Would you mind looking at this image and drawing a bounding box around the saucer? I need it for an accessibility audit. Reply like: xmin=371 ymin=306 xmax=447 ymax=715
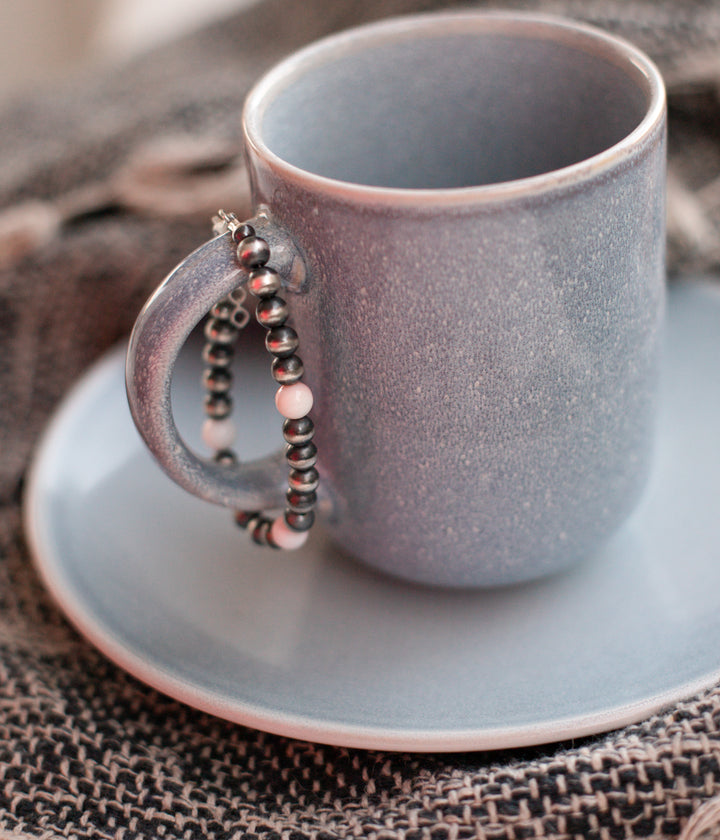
xmin=24 ymin=282 xmax=720 ymax=753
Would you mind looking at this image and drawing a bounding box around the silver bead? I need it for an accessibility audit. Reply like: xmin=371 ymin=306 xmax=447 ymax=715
xmin=285 ymin=442 xmax=318 ymax=470
xmin=265 ymin=326 xmax=299 ymax=358
xmin=204 ymin=393 xmax=232 ymax=419
xmin=214 ymin=449 xmax=237 ymax=466
xmin=234 ymin=510 xmax=260 ymax=529
xmin=203 ymin=367 xmax=232 ymax=394
xmin=244 ymin=513 xmax=263 ymax=535
xmin=256 ymin=296 xmax=288 ymax=327
xmin=204 ymin=317 xmax=237 ymax=345
xmin=211 ymin=300 xmax=235 ymax=321
xmin=272 ymin=355 xmax=304 ymax=384
xmin=202 ymin=343 xmax=233 ymax=367
xmin=237 ymin=236 xmax=270 ymax=268
xmin=282 ymin=417 xmax=314 ymax=445
xmin=230 ymin=222 xmax=255 ymax=242
xmin=285 ymin=510 xmax=315 ymax=532
xmin=286 ymin=488 xmax=317 ymax=513
xmin=251 ymin=517 xmax=273 ymax=545
xmin=248 ymin=267 xmax=281 ymax=298
xmin=288 ymin=467 xmax=319 ymax=493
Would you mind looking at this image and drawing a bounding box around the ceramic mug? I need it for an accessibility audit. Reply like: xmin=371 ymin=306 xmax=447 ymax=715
xmin=126 ymin=11 xmax=666 ymax=588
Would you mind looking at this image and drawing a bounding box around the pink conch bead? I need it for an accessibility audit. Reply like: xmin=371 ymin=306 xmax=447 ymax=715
xmin=270 ymin=516 xmax=309 ymax=550
xmin=201 ymin=417 xmax=236 ymax=450
xmin=275 ymin=382 xmax=314 ymax=419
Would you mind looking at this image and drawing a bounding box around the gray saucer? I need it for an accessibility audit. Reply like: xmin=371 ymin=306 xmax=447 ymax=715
xmin=24 ymin=282 xmax=720 ymax=752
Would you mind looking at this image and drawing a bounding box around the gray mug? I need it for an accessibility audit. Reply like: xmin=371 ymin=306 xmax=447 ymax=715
xmin=126 ymin=11 xmax=666 ymax=588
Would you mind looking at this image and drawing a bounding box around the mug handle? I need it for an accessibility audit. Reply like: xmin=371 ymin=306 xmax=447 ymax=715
xmin=125 ymin=221 xmax=295 ymax=511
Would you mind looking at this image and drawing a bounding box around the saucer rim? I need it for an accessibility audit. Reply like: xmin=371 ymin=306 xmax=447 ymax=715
xmin=24 ymin=476 xmax=720 ymax=751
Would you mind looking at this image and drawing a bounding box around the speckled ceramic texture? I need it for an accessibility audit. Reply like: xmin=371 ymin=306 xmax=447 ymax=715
xmin=127 ymin=12 xmax=666 ymax=587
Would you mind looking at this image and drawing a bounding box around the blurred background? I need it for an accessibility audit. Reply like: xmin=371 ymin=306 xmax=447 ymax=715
xmin=0 ymin=0 xmax=719 ymax=277
xmin=0 ymin=0 xmax=249 ymax=100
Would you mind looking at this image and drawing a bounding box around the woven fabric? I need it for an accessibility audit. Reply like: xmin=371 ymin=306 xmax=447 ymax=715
xmin=1 ymin=1 xmax=720 ymax=838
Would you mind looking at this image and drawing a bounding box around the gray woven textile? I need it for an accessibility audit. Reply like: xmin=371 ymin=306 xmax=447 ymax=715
xmin=2 ymin=1 xmax=720 ymax=838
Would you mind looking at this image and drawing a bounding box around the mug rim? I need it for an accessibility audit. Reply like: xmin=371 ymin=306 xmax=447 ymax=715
xmin=243 ymin=10 xmax=666 ymax=207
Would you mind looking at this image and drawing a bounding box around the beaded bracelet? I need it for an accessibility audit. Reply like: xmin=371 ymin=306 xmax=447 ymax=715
xmin=201 ymin=210 xmax=318 ymax=550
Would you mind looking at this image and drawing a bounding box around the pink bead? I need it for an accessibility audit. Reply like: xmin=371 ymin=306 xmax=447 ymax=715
xmin=270 ymin=516 xmax=309 ymax=550
xmin=201 ymin=417 xmax=236 ymax=450
xmin=275 ymin=382 xmax=313 ymax=419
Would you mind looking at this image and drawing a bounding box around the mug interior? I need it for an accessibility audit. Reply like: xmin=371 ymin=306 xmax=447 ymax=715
xmin=254 ymin=16 xmax=656 ymax=190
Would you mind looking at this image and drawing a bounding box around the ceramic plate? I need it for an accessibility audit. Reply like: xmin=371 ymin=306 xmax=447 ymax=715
xmin=24 ymin=282 xmax=720 ymax=752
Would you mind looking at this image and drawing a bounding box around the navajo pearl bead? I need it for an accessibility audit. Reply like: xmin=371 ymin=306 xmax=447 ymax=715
xmin=283 ymin=416 xmax=314 ymax=445
xmin=286 ymin=442 xmax=318 ymax=470
xmin=256 ymin=296 xmax=289 ymax=327
xmin=202 ymin=416 xmax=237 ymax=450
xmin=265 ymin=325 xmax=299 ymax=358
xmin=251 ymin=518 xmax=273 ymax=546
xmin=203 ymin=367 xmax=232 ymax=393
xmin=272 ymin=355 xmax=304 ymax=384
xmin=275 ymin=382 xmax=313 ymax=419
xmin=270 ymin=515 xmax=309 ymax=550
xmin=202 ymin=343 xmax=233 ymax=367
xmin=234 ymin=510 xmax=260 ymax=529
xmin=231 ymin=223 xmax=255 ymax=242
xmin=237 ymin=235 xmax=270 ymax=268
xmin=248 ymin=267 xmax=281 ymax=298
xmin=286 ymin=488 xmax=317 ymax=513
xmin=204 ymin=393 xmax=232 ymax=419
xmin=243 ymin=513 xmax=263 ymax=537
xmin=285 ymin=510 xmax=315 ymax=532
xmin=214 ymin=449 xmax=237 ymax=466
xmin=211 ymin=299 xmax=235 ymax=321
xmin=204 ymin=317 xmax=237 ymax=345
xmin=288 ymin=467 xmax=319 ymax=493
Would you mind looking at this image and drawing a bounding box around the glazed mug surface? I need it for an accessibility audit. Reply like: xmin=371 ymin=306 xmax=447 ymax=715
xmin=126 ymin=11 xmax=666 ymax=587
